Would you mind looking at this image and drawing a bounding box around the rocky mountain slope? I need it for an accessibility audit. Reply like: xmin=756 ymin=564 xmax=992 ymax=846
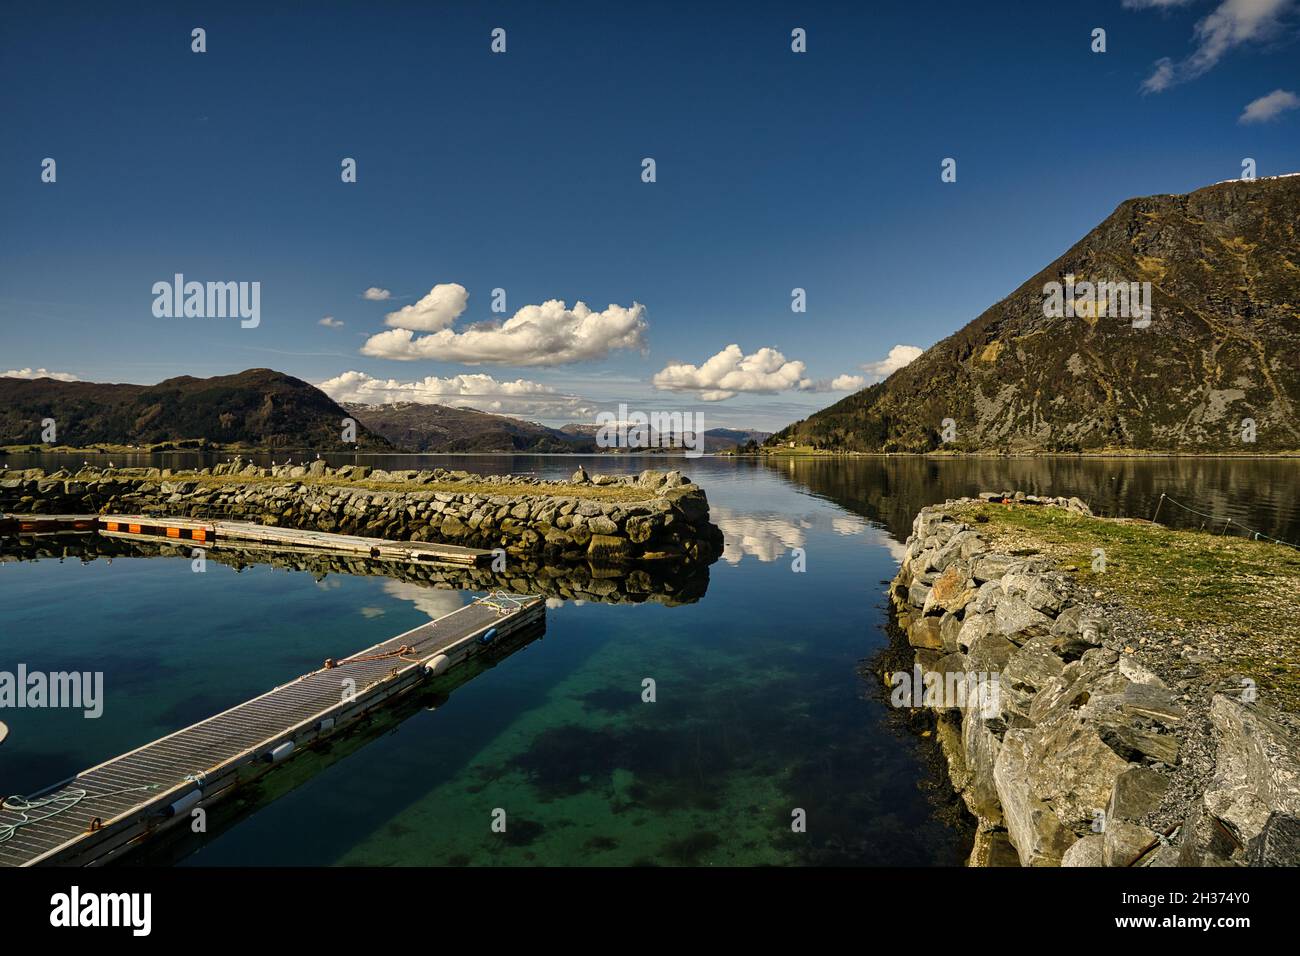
xmin=0 ymin=369 xmax=391 ymax=450
xmin=772 ymin=175 xmax=1300 ymax=453
xmin=345 ymin=402 xmax=597 ymax=453
xmin=559 ymin=423 xmax=772 ymax=453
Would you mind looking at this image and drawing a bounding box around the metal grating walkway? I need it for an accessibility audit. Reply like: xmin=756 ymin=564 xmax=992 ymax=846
xmin=0 ymin=595 xmax=543 ymax=866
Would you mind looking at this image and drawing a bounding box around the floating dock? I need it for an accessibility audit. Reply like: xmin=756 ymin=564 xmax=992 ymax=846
xmin=0 ymin=514 xmax=98 ymax=535
xmin=0 ymin=593 xmax=545 ymax=867
xmin=101 ymin=514 xmax=494 ymax=567
xmin=1 ymin=513 xmax=494 ymax=568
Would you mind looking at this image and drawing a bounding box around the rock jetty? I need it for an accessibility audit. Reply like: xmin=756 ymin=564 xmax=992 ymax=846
xmin=888 ymin=492 xmax=1300 ymax=867
xmin=0 ymin=464 xmax=724 ymax=567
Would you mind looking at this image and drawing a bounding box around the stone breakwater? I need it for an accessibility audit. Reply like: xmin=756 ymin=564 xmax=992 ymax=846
xmin=0 ymin=464 xmax=724 ymax=567
xmin=889 ymin=492 xmax=1300 ymax=867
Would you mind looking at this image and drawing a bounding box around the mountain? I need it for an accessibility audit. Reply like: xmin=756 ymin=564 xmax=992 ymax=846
xmin=702 ymin=428 xmax=771 ymax=451
xmin=558 ymin=423 xmax=772 ymax=453
xmin=771 ymin=175 xmax=1300 ymax=453
xmin=345 ymin=402 xmax=597 ymax=452
xmin=0 ymin=368 xmax=771 ymax=455
xmin=0 ymin=369 xmax=392 ymax=449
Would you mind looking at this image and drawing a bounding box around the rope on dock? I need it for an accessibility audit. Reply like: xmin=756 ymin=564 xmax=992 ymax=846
xmin=0 ymin=784 xmax=160 ymax=845
xmin=474 ymin=591 xmax=528 ymax=614
xmin=1151 ymin=493 xmax=1300 ymax=550
xmin=324 ymin=644 xmax=420 ymax=669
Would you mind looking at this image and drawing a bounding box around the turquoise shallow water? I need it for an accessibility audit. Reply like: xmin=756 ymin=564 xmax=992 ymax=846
xmin=1 ymin=455 xmax=1295 ymax=865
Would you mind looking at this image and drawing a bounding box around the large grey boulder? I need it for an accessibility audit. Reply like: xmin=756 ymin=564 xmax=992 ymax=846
xmin=994 ymin=730 xmax=1078 ymax=866
xmin=966 ymin=630 xmax=1017 ymax=674
xmin=971 ymin=553 xmax=1017 ymax=583
xmin=961 ymin=708 xmax=1003 ymax=824
xmin=1108 ymin=766 xmax=1169 ymax=823
xmin=957 ymin=612 xmax=996 ymax=653
xmin=1025 ymin=710 xmax=1132 ymax=832
xmin=1104 ymin=820 xmax=1159 ymax=867
xmin=1097 ymin=719 xmax=1181 ymax=765
xmin=994 ymin=595 xmax=1054 ymax=643
xmin=1194 ymin=695 xmax=1300 ymax=866
xmin=1003 ymin=635 xmax=1066 ymax=693
xmin=1119 ymin=682 xmax=1185 ymax=726
xmin=1001 ymin=572 xmax=1066 ymax=616
xmin=1062 ymin=834 xmax=1105 ymax=867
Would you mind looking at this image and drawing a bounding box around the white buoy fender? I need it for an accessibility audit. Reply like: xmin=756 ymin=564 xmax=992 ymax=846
xmin=166 ymin=788 xmax=202 ymax=817
xmin=267 ymin=741 xmax=295 ymax=763
xmin=425 ymin=654 xmax=451 ymax=676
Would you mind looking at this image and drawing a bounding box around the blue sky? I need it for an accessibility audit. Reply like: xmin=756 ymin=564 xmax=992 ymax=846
xmin=2 ymin=0 xmax=1297 ymax=430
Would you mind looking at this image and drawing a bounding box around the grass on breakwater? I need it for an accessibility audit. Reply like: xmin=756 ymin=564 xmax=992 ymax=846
xmin=183 ymin=473 xmax=656 ymax=503
xmin=948 ymin=502 xmax=1300 ymax=706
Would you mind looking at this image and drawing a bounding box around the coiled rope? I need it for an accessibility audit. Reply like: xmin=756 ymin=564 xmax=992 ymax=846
xmin=323 ymin=643 xmax=419 ymax=669
xmin=0 ymin=784 xmax=161 ymax=845
xmin=1151 ymin=493 xmax=1299 ymax=550
xmin=474 ymin=591 xmax=527 ymax=614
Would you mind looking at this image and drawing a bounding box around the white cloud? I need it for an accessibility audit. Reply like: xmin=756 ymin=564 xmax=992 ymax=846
xmin=652 ymin=344 xmax=866 ymax=400
xmin=362 ymin=287 xmax=392 ymax=301
xmin=318 ymin=316 xmax=344 ymax=328
xmin=4 ymin=367 xmax=79 ymax=382
xmin=362 ymin=298 xmax=648 ymax=366
xmin=1139 ymin=0 xmax=1295 ymax=92
xmin=860 ymin=344 xmax=923 ymax=382
xmin=653 ymin=344 xmax=815 ymax=401
xmin=1142 ymin=58 xmax=1179 ymax=93
xmin=317 ymin=369 xmax=596 ymax=418
xmin=382 ymin=283 xmax=468 ymax=332
xmin=829 ymin=374 xmax=868 ymax=391
xmin=1240 ymin=87 xmax=1300 ymax=122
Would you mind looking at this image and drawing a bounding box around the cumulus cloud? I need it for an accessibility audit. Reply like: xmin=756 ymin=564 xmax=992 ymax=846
xmin=828 ymin=374 xmax=868 ymax=391
xmin=382 ymin=283 xmax=468 ymax=332
xmin=652 ymin=344 xmax=815 ymax=401
xmin=1240 ymin=87 xmax=1300 ymax=121
xmin=362 ymin=287 xmax=392 ymax=301
xmin=4 ymin=367 xmax=79 ymax=382
xmin=1139 ymin=0 xmax=1295 ymax=93
xmin=651 ymin=345 xmax=867 ymax=400
xmin=317 ymin=369 xmax=596 ymax=418
xmin=363 ymin=298 xmax=648 ymax=366
xmin=318 ymin=316 xmax=344 ymax=328
xmin=860 ymin=344 xmax=923 ymax=382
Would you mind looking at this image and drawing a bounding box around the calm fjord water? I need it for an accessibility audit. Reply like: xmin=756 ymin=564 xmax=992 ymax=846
xmin=1 ymin=455 xmax=1295 ymax=865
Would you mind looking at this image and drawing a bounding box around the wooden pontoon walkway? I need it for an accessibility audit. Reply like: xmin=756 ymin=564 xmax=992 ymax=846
xmin=1 ymin=513 xmax=494 ymax=568
xmin=0 ymin=593 xmax=544 ymax=866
